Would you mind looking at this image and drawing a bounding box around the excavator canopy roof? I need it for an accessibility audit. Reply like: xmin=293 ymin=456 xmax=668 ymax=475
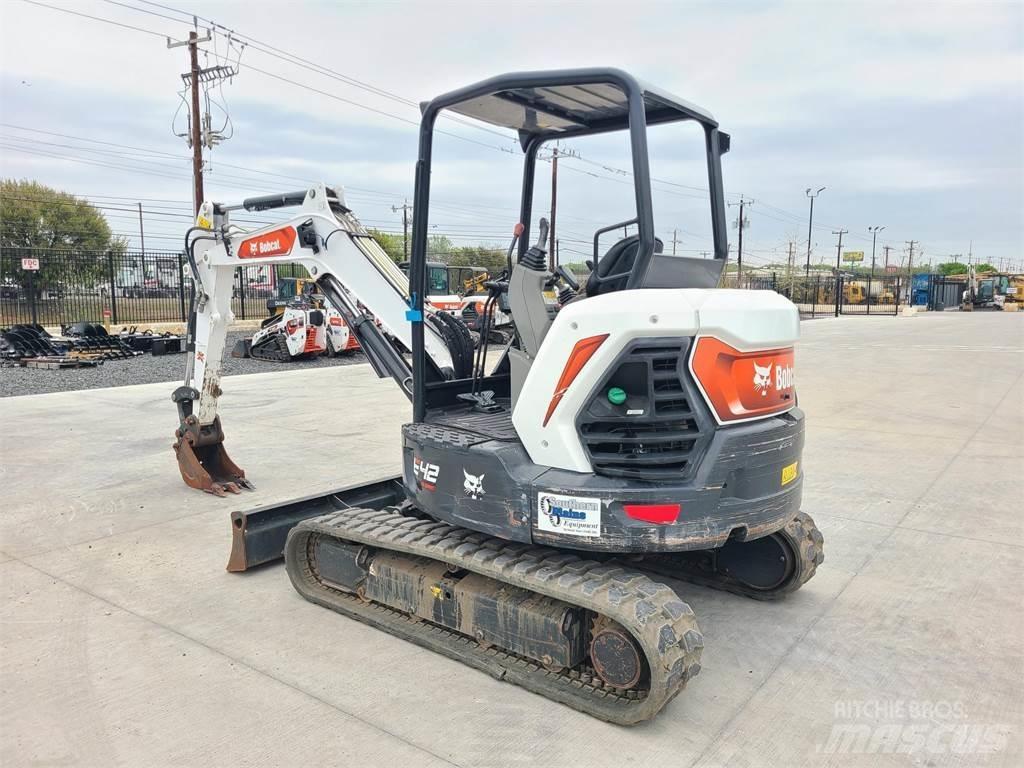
xmin=428 ymin=68 xmax=718 ymax=145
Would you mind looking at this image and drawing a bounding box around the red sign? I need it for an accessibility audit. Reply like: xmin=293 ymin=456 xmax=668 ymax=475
xmin=885 ymin=265 xmax=898 ymax=273
xmin=238 ymin=226 xmax=297 ymax=259
xmin=21 ymin=258 xmax=40 ymax=271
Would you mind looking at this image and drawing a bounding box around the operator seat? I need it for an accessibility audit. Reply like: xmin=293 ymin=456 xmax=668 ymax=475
xmin=586 ymin=236 xmax=664 ymax=296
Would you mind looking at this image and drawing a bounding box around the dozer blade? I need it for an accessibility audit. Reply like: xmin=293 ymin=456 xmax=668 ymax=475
xmin=226 ymin=477 xmax=403 ymax=572
xmin=173 ymin=433 xmax=254 ymax=497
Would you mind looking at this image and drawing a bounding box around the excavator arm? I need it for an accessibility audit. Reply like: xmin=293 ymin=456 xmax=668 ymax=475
xmin=173 ymin=183 xmax=464 ymax=495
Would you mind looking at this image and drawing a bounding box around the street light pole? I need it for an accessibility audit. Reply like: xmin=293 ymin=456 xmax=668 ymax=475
xmin=805 ymin=186 xmax=825 ymax=282
xmin=868 ymin=225 xmax=885 ymax=277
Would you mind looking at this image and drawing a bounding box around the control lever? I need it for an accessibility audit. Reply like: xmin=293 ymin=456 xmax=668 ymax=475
xmin=556 ymin=265 xmax=579 ymax=291
xmin=534 ymin=218 xmax=549 ymax=251
xmin=505 ymin=223 xmax=524 ymax=275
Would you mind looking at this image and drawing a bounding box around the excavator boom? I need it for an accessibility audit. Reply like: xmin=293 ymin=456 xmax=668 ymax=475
xmin=174 ymin=184 xmax=468 ymax=495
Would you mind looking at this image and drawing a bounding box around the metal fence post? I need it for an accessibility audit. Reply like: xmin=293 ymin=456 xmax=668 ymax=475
xmin=812 ymin=275 xmax=818 ymax=316
xmin=866 ymin=274 xmax=872 ymax=316
xmin=178 ymin=252 xmax=187 ymax=322
xmin=106 ymin=250 xmax=118 ymax=325
xmin=895 ymin=276 xmax=901 ymax=316
xmin=237 ymin=267 xmax=246 ymax=320
xmin=27 ymin=268 xmax=37 ymax=325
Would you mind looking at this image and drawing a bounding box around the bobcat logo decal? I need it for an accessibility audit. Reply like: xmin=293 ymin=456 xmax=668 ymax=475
xmin=463 ymin=470 xmax=485 ymax=500
xmin=753 ymin=362 xmax=773 ymax=396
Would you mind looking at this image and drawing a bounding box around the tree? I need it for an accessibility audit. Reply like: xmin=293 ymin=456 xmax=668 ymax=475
xmin=366 ymin=228 xmax=405 ymax=263
xmin=426 ymin=234 xmax=454 ymax=261
xmin=447 ymin=244 xmax=507 ymax=273
xmin=1 ymin=179 xmax=125 ymax=292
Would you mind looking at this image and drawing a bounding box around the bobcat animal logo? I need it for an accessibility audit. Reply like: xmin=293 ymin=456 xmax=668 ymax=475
xmin=753 ymin=362 xmax=773 ymax=396
xmin=463 ymin=470 xmax=485 ymax=499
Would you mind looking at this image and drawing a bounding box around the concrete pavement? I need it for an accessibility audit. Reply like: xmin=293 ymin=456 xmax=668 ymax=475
xmin=1 ymin=312 xmax=1021 ymax=767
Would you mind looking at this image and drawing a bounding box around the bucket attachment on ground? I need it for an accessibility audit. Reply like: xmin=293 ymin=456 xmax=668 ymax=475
xmin=172 ymin=386 xmax=253 ymax=497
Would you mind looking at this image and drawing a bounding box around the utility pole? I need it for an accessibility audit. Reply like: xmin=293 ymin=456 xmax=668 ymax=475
xmin=883 ymin=245 xmax=893 ymax=270
xmin=137 ymin=202 xmax=146 ymax=255
xmin=544 ymin=143 xmax=578 ymax=271
xmin=805 ymin=186 xmax=826 ymax=282
xmin=868 ymin=225 xmax=885 ymax=277
xmin=905 ymin=240 xmax=917 ymax=304
xmin=392 ymin=200 xmax=413 ymax=260
xmin=833 ymin=229 xmax=848 ymax=274
xmin=729 ymin=196 xmax=752 ymax=282
xmin=672 ymin=229 xmax=680 ymax=256
xmin=833 ymin=229 xmax=847 ymax=316
xmin=787 ymin=241 xmax=796 ymax=295
xmin=168 ymin=28 xmax=212 ymax=214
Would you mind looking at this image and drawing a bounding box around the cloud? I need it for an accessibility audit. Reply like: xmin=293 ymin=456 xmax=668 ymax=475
xmin=0 ymin=0 xmax=1021 ymax=261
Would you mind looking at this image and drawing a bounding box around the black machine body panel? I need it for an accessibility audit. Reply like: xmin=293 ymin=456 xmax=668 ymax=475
xmin=401 ymin=408 xmax=804 ymax=554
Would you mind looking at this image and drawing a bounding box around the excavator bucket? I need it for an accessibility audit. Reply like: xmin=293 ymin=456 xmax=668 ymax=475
xmin=173 ymin=428 xmax=254 ymax=497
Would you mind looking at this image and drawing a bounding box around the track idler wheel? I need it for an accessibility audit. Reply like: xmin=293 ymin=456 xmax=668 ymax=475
xmin=173 ymin=415 xmax=254 ymax=497
xmin=640 ymin=512 xmax=825 ymax=601
xmin=590 ymin=616 xmax=646 ymax=690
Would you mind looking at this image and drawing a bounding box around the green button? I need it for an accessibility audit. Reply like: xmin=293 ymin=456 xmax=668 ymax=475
xmin=607 ymin=387 xmax=627 ymax=405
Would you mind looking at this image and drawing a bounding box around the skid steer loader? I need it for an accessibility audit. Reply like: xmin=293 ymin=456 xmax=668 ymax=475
xmin=171 ymin=68 xmax=823 ymax=725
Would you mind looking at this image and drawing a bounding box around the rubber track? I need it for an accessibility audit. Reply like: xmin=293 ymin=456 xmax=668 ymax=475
xmin=249 ymin=333 xmax=292 ymax=362
xmin=642 ymin=511 xmax=825 ymax=602
xmin=285 ymin=507 xmax=704 ymax=725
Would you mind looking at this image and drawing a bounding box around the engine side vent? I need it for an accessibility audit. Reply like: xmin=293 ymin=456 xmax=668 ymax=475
xmin=577 ymin=342 xmax=706 ymax=481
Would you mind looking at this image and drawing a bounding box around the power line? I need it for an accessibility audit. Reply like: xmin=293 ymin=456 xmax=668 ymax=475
xmin=17 ymin=0 xmax=176 ymax=38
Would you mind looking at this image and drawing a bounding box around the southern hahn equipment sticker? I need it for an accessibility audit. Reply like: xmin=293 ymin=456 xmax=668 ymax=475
xmin=537 ymin=493 xmax=602 ymax=537
xmin=238 ymin=226 xmax=297 ymax=259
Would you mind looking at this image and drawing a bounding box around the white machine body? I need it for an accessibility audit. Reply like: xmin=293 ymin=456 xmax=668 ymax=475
xmin=512 ymin=289 xmax=800 ymax=473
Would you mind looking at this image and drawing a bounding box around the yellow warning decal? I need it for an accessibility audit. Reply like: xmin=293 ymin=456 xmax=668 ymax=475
xmin=781 ymin=461 xmax=799 ymax=486
xmin=430 ymin=585 xmax=443 ymax=599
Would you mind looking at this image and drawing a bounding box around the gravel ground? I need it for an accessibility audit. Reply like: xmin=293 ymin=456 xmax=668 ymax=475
xmin=0 ymin=331 xmax=367 ymax=397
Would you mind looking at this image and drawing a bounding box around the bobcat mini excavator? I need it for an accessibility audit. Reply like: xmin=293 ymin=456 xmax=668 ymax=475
xmin=171 ymin=69 xmax=824 ymax=725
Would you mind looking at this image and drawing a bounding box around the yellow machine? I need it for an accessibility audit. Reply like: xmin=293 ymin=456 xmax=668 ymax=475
xmin=843 ymin=280 xmax=894 ymax=305
xmin=266 ymin=277 xmax=320 ymax=316
xmin=1000 ymin=274 xmax=1023 ymax=311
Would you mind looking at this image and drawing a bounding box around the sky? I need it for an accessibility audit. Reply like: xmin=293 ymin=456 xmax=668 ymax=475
xmin=1 ymin=0 xmax=1022 ymax=272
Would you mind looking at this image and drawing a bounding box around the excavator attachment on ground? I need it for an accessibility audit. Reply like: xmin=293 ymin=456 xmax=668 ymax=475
xmin=174 ymin=68 xmax=824 ymax=724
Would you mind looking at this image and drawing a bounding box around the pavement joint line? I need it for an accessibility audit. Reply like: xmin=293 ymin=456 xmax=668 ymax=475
xmin=7 ymin=555 xmax=466 ymax=768
xmin=687 ymin=366 xmax=1024 ymax=768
